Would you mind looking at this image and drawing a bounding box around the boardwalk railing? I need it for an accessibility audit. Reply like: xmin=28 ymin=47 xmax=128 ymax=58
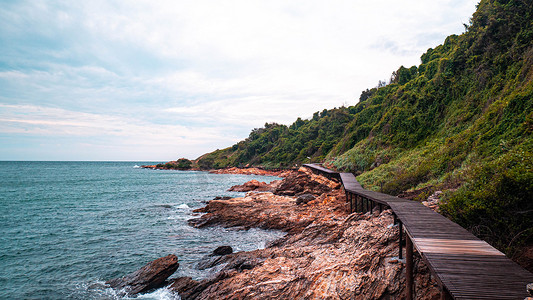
xmin=303 ymin=163 xmax=533 ymax=300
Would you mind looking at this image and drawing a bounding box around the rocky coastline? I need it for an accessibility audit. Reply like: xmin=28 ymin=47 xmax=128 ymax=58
xmin=141 ymin=163 xmax=293 ymax=177
xmin=109 ymin=167 xmax=441 ymax=299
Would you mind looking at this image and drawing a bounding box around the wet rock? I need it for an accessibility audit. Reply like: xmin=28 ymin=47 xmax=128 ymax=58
xmin=170 ymin=272 xmax=233 ymax=300
xmin=213 ymin=196 xmax=232 ymax=200
xmin=226 ymin=256 xmax=263 ymax=271
xmin=106 ymin=254 xmax=179 ymax=295
xmin=197 ymin=255 xmax=227 ymax=270
xmin=213 ymin=245 xmax=233 ymax=256
xmin=296 ymin=193 xmax=315 ymax=205
xmin=169 ymin=277 xmax=198 ymax=296
xmin=188 ymin=217 xmax=213 ymax=228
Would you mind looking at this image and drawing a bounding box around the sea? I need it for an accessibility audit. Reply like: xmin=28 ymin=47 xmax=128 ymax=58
xmin=0 ymin=161 xmax=284 ymax=299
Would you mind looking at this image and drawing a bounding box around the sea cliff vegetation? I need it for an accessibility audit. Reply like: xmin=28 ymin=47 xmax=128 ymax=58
xmin=195 ymin=0 xmax=532 ymax=259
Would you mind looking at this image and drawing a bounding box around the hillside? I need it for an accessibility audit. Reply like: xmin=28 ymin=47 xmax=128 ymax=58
xmin=196 ymin=0 xmax=533 ymax=262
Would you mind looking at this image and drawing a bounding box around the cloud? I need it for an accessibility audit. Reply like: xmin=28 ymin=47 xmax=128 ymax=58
xmin=0 ymin=0 xmax=479 ymax=160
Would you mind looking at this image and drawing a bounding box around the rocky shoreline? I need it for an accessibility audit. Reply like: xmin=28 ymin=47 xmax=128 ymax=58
xmin=141 ymin=163 xmax=293 ymax=177
xmin=109 ymin=167 xmax=441 ymax=299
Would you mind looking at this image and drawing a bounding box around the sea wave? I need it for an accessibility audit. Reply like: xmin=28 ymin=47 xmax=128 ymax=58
xmin=136 ymin=287 xmax=181 ymax=300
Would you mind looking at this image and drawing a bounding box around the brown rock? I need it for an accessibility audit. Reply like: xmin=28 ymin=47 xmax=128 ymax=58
xmin=106 ymin=254 xmax=179 ymax=295
xmin=212 ymin=246 xmax=233 ymax=256
xmin=180 ymin=167 xmax=440 ymax=299
xmin=210 ymin=167 xmax=294 ymax=177
xmin=174 ymin=212 xmax=440 ymax=299
xmin=228 ymin=179 xmax=271 ymax=192
xmin=296 ymin=193 xmax=315 ymax=205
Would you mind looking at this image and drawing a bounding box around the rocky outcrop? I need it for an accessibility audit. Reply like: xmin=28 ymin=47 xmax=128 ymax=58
xmin=228 ymin=179 xmax=279 ymax=192
xmin=188 ymin=189 xmax=346 ymax=232
xmin=209 ymin=167 xmax=294 ymax=177
xmin=181 ymin=168 xmax=440 ymax=299
xmin=212 ymin=246 xmax=233 ymax=256
xmin=173 ymin=211 xmax=440 ymax=299
xmin=106 ymin=254 xmax=179 ymax=295
xmin=189 ymin=168 xmax=345 ymax=232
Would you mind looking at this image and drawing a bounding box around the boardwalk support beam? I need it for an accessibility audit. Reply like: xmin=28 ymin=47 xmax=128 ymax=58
xmin=399 ymin=221 xmax=403 ymax=260
xmin=406 ymin=236 xmax=414 ymax=300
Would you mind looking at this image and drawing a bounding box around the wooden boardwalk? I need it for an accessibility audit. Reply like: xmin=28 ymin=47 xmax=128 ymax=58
xmin=304 ymin=164 xmax=533 ymax=299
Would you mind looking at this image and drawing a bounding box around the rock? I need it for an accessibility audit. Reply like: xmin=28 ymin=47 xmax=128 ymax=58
xmin=273 ymin=170 xmax=337 ymax=196
xmin=169 ymin=276 xmax=205 ymax=300
xmin=422 ymin=190 xmax=443 ymax=212
xmin=197 ymin=246 xmax=235 ymax=270
xmin=212 ymin=245 xmax=233 ymax=256
xmin=197 ymin=255 xmax=227 ymax=270
xmin=187 ymin=169 xmax=349 ymax=232
xmin=213 ymin=196 xmax=232 ymax=200
xmin=106 ymin=254 xmax=179 ymax=295
xmin=226 ymin=256 xmax=263 ymax=271
xmin=228 ymin=179 xmax=271 ymax=192
xmin=171 ymin=211 xmax=440 ymax=299
xmin=171 ymin=167 xmax=443 ymax=299
xmin=296 ymin=193 xmax=315 ymax=205
xmin=210 ymin=167 xmax=294 ymax=177
xmin=170 ymin=272 xmax=232 ymax=300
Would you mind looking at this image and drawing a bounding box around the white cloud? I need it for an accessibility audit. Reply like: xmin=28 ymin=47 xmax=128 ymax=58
xmin=0 ymin=0 xmax=479 ymax=160
xmin=0 ymin=104 xmax=237 ymax=159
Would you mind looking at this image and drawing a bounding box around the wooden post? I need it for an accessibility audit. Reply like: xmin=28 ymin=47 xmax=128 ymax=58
xmin=348 ymin=192 xmax=352 ymax=213
xmin=399 ymin=221 xmax=403 ymax=259
xmin=440 ymin=286 xmax=452 ymax=300
xmin=406 ymin=235 xmax=414 ymax=300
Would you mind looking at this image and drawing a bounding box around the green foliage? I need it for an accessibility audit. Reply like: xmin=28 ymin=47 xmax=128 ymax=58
xmin=196 ymin=108 xmax=355 ymax=168
xmin=195 ymin=0 xmax=533 ymax=256
xmin=441 ymin=146 xmax=533 ymax=257
xmin=156 ymin=158 xmax=193 ymax=170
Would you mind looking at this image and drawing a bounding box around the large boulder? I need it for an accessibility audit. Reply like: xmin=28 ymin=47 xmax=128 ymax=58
xmin=106 ymin=254 xmax=179 ymax=295
xmin=296 ymin=193 xmax=315 ymax=205
xmin=228 ymin=179 xmax=271 ymax=192
xmin=212 ymin=245 xmax=233 ymax=256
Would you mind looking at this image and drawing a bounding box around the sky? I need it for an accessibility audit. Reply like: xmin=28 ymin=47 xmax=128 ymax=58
xmin=0 ymin=0 xmax=478 ymax=161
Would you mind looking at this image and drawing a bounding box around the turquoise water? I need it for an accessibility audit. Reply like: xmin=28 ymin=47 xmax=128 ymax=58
xmin=0 ymin=161 xmax=283 ymax=299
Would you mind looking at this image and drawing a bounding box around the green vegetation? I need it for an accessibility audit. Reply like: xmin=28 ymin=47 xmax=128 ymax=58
xmin=196 ymin=0 xmax=533 ymax=257
xmin=156 ymin=158 xmax=193 ymax=170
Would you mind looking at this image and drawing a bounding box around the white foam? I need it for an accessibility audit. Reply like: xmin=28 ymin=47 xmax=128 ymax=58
xmin=177 ymin=203 xmax=190 ymax=209
xmin=135 ymin=287 xmax=181 ymax=300
xmin=133 ymin=165 xmax=141 ymax=168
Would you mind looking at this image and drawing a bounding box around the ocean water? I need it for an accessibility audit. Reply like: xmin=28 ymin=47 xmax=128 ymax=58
xmin=0 ymin=161 xmax=283 ymax=299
